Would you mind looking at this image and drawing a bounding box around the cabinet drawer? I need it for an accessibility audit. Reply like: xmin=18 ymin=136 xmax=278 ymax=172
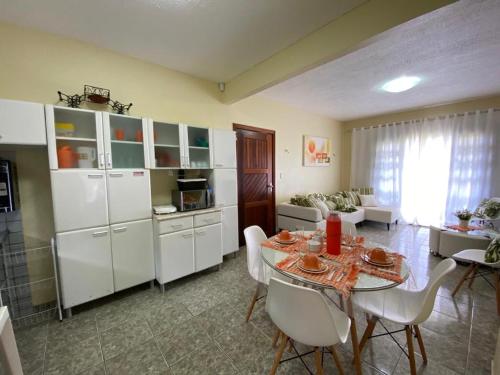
xmin=157 ymin=216 xmax=193 ymax=234
xmin=194 ymin=211 xmax=221 ymax=227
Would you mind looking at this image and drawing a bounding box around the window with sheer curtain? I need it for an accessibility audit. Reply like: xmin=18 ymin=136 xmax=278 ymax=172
xmin=350 ymin=109 xmax=500 ymax=226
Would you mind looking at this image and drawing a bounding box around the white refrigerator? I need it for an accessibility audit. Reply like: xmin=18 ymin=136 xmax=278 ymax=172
xmin=212 ymin=167 xmax=239 ymax=255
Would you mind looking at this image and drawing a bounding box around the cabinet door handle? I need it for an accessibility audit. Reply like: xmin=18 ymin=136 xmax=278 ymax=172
xmin=113 ymin=227 xmax=127 ymax=233
xmin=92 ymin=231 xmax=108 ymax=237
xmin=182 ymin=233 xmax=193 ymax=238
xmin=88 ymin=174 xmax=103 ymax=179
xmin=106 ymin=152 xmax=112 ymax=168
xmin=99 ymin=153 xmax=105 ymax=168
xmin=109 ymin=173 xmax=123 ymax=177
xmin=215 ymin=163 xmax=223 ymax=167
xmin=196 ymin=230 xmax=206 ymax=236
xmin=171 ymin=224 xmax=183 ymax=229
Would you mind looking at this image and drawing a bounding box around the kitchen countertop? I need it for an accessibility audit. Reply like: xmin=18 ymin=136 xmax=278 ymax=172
xmin=154 ymin=206 xmax=222 ymax=221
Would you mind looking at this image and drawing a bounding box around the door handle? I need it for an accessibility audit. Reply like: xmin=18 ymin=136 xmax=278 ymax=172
xmin=88 ymin=174 xmax=103 ymax=179
xmin=267 ymin=184 xmax=274 ymax=189
xmin=113 ymin=227 xmax=127 ymax=233
xmin=106 ymin=152 xmax=112 ymax=168
xmin=99 ymin=153 xmax=105 ymax=168
xmin=109 ymin=173 xmax=123 ymax=177
xmin=92 ymin=231 xmax=108 ymax=237
xmin=182 ymin=233 xmax=193 ymax=238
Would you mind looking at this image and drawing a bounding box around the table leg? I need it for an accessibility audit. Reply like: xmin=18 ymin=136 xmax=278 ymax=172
xmin=346 ymin=296 xmax=362 ymax=375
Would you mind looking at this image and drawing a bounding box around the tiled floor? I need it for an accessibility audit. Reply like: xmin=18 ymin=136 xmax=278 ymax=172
xmin=13 ymin=223 xmax=499 ymax=374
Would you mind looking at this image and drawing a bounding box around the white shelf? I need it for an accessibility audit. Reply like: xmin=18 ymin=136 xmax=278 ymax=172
xmin=56 ymin=136 xmax=96 ymax=142
xmin=189 ymin=146 xmax=209 ymax=150
xmin=111 ymin=140 xmax=142 ymax=145
xmin=155 ymin=144 xmax=180 ymax=148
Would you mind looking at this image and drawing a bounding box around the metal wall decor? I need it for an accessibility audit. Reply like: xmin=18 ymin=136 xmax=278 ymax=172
xmin=56 ymin=85 xmax=133 ymax=114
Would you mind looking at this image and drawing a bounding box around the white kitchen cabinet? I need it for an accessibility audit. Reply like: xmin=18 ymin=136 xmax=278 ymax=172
xmin=106 ymin=169 xmax=151 ymax=224
xmin=222 ymin=206 xmax=239 ymax=255
xmin=211 ymin=169 xmax=238 ymax=206
xmin=50 ymin=170 xmax=109 ymax=232
xmin=57 ymin=226 xmax=114 ymax=309
xmin=183 ymin=124 xmax=213 ymax=169
xmin=110 ymin=219 xmax=154 ymax=291
xmin=0 ymin=99 xmax=46 ymax=145
xmin=147 ymin=121 xmax=212 ymax=169
xmin=212 ymin=129 xmax=236 ymax=168
xmin=102 ymin=113 xmax=150 ymax=169
xmin=157 ymin=228 xmax=195 ymax=284
xmin=194 ymin=223 xmax=222 ymax=272
xmin=46 ymin=105 xmax=105 ymax=170
xmin=147 ymin=120 xmax=185 ymax=169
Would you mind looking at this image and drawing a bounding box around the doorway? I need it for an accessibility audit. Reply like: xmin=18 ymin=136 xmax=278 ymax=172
xmin=233 ymin=123 xmax=276 ymax=245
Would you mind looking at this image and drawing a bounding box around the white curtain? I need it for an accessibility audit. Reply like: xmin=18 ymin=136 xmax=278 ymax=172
xmin=350 ymin=109 xmax=500 ymax=226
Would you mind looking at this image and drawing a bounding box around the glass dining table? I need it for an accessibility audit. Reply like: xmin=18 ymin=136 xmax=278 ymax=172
xmin=261 ymin=231 xmax=411 ymax=375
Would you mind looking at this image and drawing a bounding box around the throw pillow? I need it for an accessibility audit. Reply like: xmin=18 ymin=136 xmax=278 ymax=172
xmin=310 ymin=198 xmax=330 ymax=219
xmin=485 ymin=237 xmax=500 ymax=263
xmin=346 ymin=191 xmax=362 ymax=206
xmin=360 ymin=194 xmax=378 ymax=207
xmin=324 ymin=200 xmax=337 ymax=211
xmin=290 ymin=195 xmax=313 ymax=207
xmin=336 ymin=201 xmax=358 ymax=213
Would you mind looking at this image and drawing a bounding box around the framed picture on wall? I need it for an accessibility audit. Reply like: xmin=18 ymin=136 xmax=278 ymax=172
xmin=303 ymin=135 xmax=331 ymax=167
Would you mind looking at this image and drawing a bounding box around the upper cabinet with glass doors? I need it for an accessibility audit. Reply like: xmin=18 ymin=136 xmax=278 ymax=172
xmin=101 ymin=113 xmax=149 ymax=169
xmin=46 ymin=105 xmax=149 ymax=170
xmin=147 ymin=121 xmax=212 ymax=169
xmin=46 ymin=105 xmax=105 ymax=170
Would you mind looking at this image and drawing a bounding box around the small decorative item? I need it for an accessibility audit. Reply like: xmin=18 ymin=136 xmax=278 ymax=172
xmin=84 ymin=85 xmax=110 ymax=104
xmin=454 ymin=209 xmax=473 ymax=228
xmin=303 ymin=135 xmax=331 ymax=167
xmin=109 ymin=99 xmax=133 ymax=115
xmin=56 ymin=85 xmax=133 ymax=114
xmin=57 ymin=91 xmax=84 ymax=108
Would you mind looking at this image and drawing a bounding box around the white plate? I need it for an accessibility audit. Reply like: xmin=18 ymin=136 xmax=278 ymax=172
xmin=275 ymin=236 xmax=298 ymax=245
xmin=361 ymin=254 xmax=394 ymax=267
xmin=297 ymin=261 xmax=328 ymax=274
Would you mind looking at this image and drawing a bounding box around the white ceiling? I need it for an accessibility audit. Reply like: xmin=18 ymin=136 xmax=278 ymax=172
xmin=260 ymin=0 xmax=500 ymax=121
xmin=0 ymin=0 xmax=367 ymax=82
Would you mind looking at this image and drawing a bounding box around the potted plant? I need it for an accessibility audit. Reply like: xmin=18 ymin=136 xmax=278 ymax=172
xmin=454 ymin=209 xmax=473 ymax=228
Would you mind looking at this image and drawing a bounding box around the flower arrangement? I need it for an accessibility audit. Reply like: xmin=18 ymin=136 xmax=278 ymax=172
xmin=454 ymin=209 xmax=473 ymax=220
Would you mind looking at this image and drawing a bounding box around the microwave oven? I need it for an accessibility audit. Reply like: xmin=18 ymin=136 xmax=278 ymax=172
xmin=172 ymin=189 xmax=211 ymax=212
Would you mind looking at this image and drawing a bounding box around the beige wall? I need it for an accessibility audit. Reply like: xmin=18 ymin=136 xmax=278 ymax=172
xmin=340 ymin=95 xmax=500 ymax=190
xmin=0 ymin=22 xmax=342 ymax=241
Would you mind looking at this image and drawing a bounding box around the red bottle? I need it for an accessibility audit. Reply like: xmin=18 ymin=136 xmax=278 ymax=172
xmin=326 ymin=212 xmax=341 ymax=255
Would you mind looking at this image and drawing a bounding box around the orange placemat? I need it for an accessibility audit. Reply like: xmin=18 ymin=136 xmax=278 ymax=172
xmin=276 ymin=254 xmax=359 ymax=298
xmin=445 ymin=224 xmax=481 ymax=232
xmin=322 ymin=246 xmax=404 ymax=283
xmin=261 ymin=236 xmax=309 ymax=253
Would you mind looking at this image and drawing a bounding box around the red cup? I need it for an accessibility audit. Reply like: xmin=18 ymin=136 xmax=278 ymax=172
xmin=115 ymin=129 xmax=125 ymax=140
xmin=135 ymin=130 xmax=143 ymax=142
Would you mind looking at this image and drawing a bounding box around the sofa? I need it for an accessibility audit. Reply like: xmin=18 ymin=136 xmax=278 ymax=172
xmin=429 ymin=226 xmax=492 ymax=258
xmin=277 ymin=202 xmax=399 ymax=231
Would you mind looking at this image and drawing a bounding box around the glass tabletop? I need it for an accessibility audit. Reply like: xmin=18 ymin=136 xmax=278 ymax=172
xmin=261 ymin=232 xmax=410 ymax=293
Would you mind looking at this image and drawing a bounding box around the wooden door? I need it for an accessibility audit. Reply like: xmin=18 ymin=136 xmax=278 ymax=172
xmin=234 ymin=124 xmax=275 ymax=244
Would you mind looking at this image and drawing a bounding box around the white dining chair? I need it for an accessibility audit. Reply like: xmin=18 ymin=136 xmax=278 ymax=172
xmin=452 ymin=249 xmax=500 ymax=314
xmin=352 ymin=258 xmax=456 ymax=375
xmin=244 ymin=225 xmax=269 ymax=323
xmin=266 ymin=277 xmax=351 ymax=375
xmin=341 ymin=220 xmax=357 ymax=236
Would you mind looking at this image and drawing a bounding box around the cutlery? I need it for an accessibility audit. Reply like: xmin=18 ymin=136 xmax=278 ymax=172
xmin=286 ymin=257 xmax=300 ymax=269
xmin=335 ymin=271 xmax=346 ymax=282
xmin=327 ymin=268 xmax=337 ymax=281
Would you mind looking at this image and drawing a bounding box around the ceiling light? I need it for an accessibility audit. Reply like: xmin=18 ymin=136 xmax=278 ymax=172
xmin=381 ymin=76 xmax=421 ymax=93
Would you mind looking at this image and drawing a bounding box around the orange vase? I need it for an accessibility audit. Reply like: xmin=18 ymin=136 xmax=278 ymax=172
xmin=57 ymin=145 xmax=76 ymax=168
